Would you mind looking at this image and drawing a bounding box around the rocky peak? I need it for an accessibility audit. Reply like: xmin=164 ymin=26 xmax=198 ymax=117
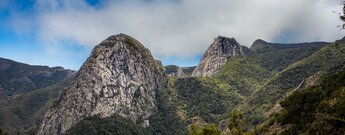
xmin=192 ymin=36 xmax=245 ymax=77
xmin=250 ymin=39 xmax=273 ymax=52
xmin=37 ymin=34 xmax=166 ymax=135
xmin=252 ymin=39 xmax=267 ymax=46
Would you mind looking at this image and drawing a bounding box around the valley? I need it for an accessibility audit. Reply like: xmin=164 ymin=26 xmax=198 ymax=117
xmin=1 ymin=34 xmax=344 ymax=135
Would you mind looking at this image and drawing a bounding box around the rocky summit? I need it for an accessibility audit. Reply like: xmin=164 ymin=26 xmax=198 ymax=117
xmin=192 ymin=36 xmax=245 ymax=77
xmin=37 ymin=34 xmax=166 ymax=135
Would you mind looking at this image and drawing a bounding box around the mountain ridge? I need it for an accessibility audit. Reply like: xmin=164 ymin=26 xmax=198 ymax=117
xmin=0 ymin=57 xmax=75 ymax=134
xmin=0 ymin=34 xmax=344 ymax=135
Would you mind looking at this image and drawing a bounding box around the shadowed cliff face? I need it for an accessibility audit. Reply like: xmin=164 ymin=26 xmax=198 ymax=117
xmin=0 ymin=58 xmax=75 ymax=135
xmin=37 ymin=34 xmax=166 ymax=135
xmin=192 ymin=36 xmax=245 ymax=77
xmin=0 ymin=57 xmax=75 ymax=101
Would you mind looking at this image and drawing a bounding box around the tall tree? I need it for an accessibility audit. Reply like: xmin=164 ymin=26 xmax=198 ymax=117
xmin=341 ymin=0 xmax=345 ymax=28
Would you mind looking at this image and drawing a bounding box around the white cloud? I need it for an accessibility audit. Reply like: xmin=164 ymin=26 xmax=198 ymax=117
xmin=31 ymin=0 xmax=345 ymax=60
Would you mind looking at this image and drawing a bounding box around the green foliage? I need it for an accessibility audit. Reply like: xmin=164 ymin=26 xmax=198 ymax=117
xmin=0 ymin=57 xmax=74 ymax=134
xmin=150 ymin=65 xmax=265 ymax=134
xmin=249 ymin=41 xmax=327 ymax=72
xmin=0 ymin=129 xmax=8 ymax=135
xmin=228 ymin=111 xmax=244 ymax=135
xmin=250 ymin=41 xmax=345 ymax=113
xmin=336 ymin=88 xmax=345 ymax=118
xmin=150 ymin=41 xmax=338 ymax=134
xmin=174 ymin=77 xmax=241 ymax=123
xmin=0 ymin=58 xmax=72 ymax=98
xmin=150 ymin=76 xmax=240 ymax=134
xmin=274 ymin=68 xmax=345 ymax=134
xmin=0 ymin=75 xmax=73 ymax=134
xmin=246 ymin=114 xmax=264 ymax=126
xmin=149 ymin=78 xmax=187 ymax=135
xmin=66 ymin=115 xmax=153 ymax=135
xmin=1 ymin=38 xmax=344 ymax=134
xmin=189 ymin=124 xmax=198 ymax=135
xmin=200 ymin=125 xmax=221 ymax=135
xmin=216 ymin=58 xmax=271 ymax=96
xmin=188 ymin=123 xmax=221 ymax=135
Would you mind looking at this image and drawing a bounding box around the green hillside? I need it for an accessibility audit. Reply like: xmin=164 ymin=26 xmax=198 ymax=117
xmin=63 ymin=40 xmax=341 ymax=135
xmin=66 ymin=114 xmax=153 ymax=135
xmin=149 ymin=57 xmax=272 ymax=134
xmin=0 ymin=58 xmax=74 ymax=134
xmin=250 ymin=39 xmax=345 ymax=114
xmin=149 ymin=39 xmax=344 ymax=134
xmin=1 ymin=37 xmax=344 ymax=135
xmin=0 ymin=77 xmax=73 ymax=134
xmin=0 ymin=58 xmax=73 ymax=100
xmin=263 ymin=67 xmax=345 ymax=134
xmin=249 ymin=40 xmax=328 ymax=72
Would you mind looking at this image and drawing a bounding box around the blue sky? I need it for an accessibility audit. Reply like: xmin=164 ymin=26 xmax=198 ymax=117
xmin=0 ymin=0 xmax=344 ymax=70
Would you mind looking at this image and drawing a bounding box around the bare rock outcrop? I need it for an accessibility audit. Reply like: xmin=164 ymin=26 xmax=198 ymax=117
xmin=37 ymin=34 xmax=166 ymax=135
xmin=192 ymin=36 xmax=245 ymax=77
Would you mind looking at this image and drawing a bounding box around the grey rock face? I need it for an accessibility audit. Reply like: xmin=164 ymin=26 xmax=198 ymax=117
xmin=192 ymin=36 xmax=245 ymax=77
xmin=37 ymin=34 xmax=166 ymax=135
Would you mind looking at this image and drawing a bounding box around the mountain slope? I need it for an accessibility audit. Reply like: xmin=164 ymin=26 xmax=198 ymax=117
xmin=215 ymin=58 xmax=271 ymax=97
xmin=249 ymin=39 xmax=328 ymax=72
xmin=249 ymin=38 xmax=345 ymax=114
xmin=37 ymin=34 xmax=166 ymax=135
xmin=0 ymin=77 xmax=73 ymax=134
xmin=262 ymin=68 xmax=345 ymax=134
xmin=0 ymin=57 xmax=74 ymax=100
xmin=66 ymin=114 xmax=153 ymax=135
xmin=0 ymin=58 xmax=75 ymax=135
xmin=146 ymin=37 xmax=332 ymax=134
xmin=146 ymin=57 xmax=272 ymax=134
xmin=0 ymin=35 xmax=341 ymax=135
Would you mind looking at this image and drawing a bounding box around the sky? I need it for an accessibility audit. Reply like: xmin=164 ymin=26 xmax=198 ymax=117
xmin=0 ymin=0 xmax=344 ymax=70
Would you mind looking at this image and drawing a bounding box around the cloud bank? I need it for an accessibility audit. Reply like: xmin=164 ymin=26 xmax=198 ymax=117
xmin=12 ymin=0 xmax=345 ymax=65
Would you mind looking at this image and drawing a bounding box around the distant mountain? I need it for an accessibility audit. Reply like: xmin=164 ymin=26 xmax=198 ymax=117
xmin=192 ymin=36 xmax=246 ymax=77
xmin=38 ymin=34 xmax=166 ymax=135
xmin=249 ymin=38 xmax=345 ymax=114
xmin=0 ymin=58 xmax=74 ymax=100
xmin=0 ymin=57 xmax=75 ymax=134
xmin=260 ymin=67 xmax=345 ymax=134
xmin=1 ymin=34 xmax=343 ymax=135
xmin=249 ymin=39 xmax=328 ymax=72
xmin=164 ymin=65 xmax=195 ymax=77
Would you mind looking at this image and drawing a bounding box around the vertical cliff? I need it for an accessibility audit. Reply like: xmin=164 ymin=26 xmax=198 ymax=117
xmin=37 ymin=34 xmax=166 ymax=135
xmin=192 ymin=36 xmax=245 ymax=77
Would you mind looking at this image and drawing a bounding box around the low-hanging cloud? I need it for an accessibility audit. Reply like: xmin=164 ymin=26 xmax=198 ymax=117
xmin=25 ymin=0 xmax=345 ymax=61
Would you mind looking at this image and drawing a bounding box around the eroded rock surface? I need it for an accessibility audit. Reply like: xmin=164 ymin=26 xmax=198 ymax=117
xmin=192 ymin=36 xmax=245 ymax=77
xmin=37 ymin=34 xmax=166 ymax=135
